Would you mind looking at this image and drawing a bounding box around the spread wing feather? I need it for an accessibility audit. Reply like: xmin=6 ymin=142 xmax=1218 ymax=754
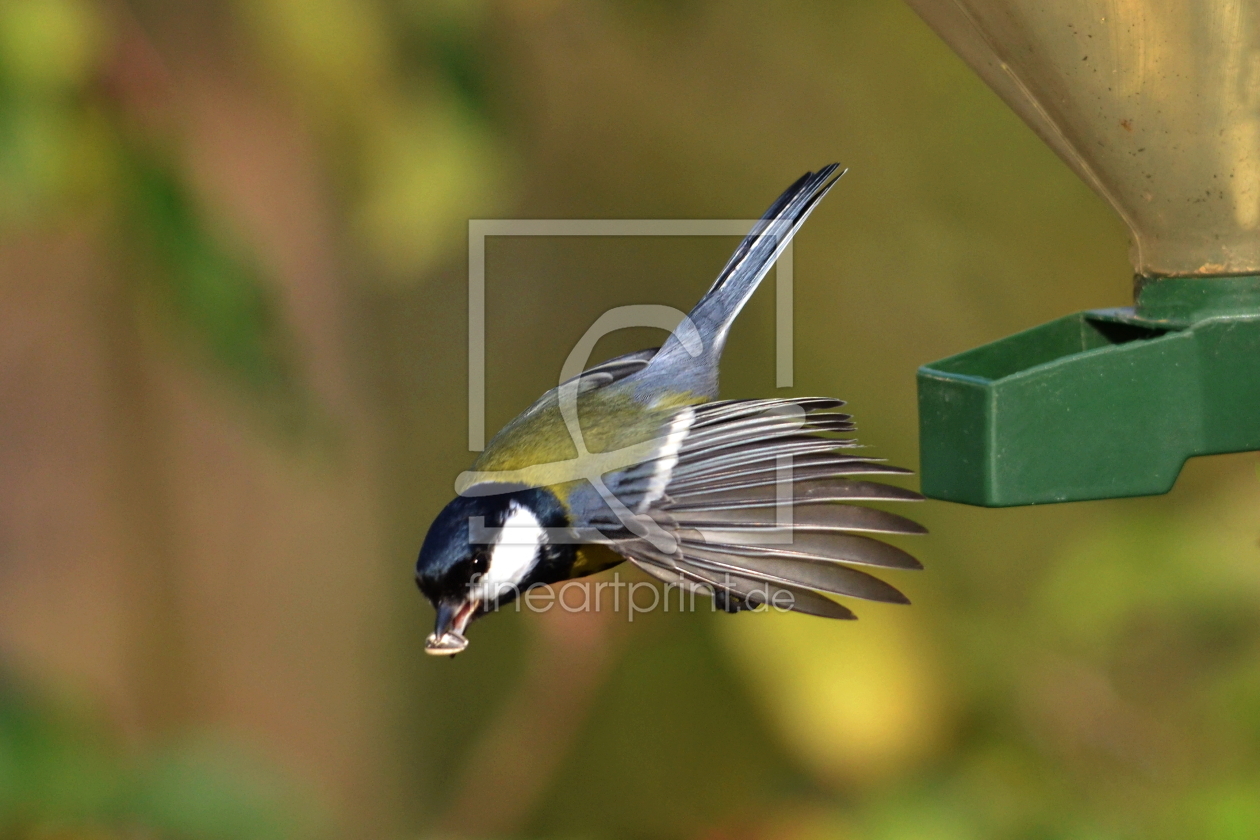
xmin=626 ymin=552 xmax=858 ymax=620
xmin=666 ymin=458 xmax=913 ymax=494
xmin=677 ymin=544 xmax=910 ymax=604
xmin=678 ymin=531 xmax=922 ymax=570
xmin=584 ymin=397 xmax=925 ymax=619
xmin=666 ymin=479 xmax=923 ymax=507
xmin=667 ymin=504 xmax=927 ymax=535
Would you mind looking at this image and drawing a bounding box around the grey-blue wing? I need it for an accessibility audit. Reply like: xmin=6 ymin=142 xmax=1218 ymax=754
xmin=565 ymin=397 xmax=926 ymax=618
xmin=560 ymin=347 xmax=658 ymax=394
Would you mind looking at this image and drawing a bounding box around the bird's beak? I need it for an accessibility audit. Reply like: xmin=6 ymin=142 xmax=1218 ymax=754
xmin=424 ymin=599 xmax=479 ymax=656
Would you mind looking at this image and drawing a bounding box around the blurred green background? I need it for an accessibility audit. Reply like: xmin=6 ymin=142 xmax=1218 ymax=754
xmin=2 ymin=0 xmax=1259 ymax=838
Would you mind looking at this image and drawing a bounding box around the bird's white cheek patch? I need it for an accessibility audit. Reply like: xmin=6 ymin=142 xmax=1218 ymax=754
xmin=476 ymin=503 xmax=544 ymax=600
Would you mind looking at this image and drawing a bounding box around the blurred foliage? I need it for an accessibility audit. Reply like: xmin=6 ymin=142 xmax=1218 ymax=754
xmin=124 ymin=152 xmax=297 ymax=394
xmin=724 ymin=468 xmax=1260 ymax=840
xmin=719 ymin=600 xmax=950 ymax=787
xmin=0 ymin=673 xmax=317 ymax=840
xmin=0 ymin=0 xmax=511 ymax=402
xmin=0 ymin=0 xmax=109 ymax=222
xmin=0 ymin=0 xmax=300 ymax=406
xmin=238 ymin=0 xmax=511 ymax=282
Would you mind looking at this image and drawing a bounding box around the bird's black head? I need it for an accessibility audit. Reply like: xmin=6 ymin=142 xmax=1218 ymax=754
xmin=416 ymin=484 xmax=574 ymax=655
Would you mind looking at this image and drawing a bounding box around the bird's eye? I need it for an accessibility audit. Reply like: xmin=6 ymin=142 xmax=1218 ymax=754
xmin=471 ymin=550 xmax=490 ymax=574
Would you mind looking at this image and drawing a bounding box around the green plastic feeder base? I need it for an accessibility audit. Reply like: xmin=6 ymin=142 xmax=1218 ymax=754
xmin=917 ymin=276 xmax=1260 ymax=506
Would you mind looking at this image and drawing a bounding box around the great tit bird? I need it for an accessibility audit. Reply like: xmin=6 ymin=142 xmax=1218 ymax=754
xmin=417 ymin=164 xmax=925 ymax=655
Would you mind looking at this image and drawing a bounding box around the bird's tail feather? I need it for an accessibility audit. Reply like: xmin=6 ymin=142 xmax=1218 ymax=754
xmin=645 ymin=164 xmax=845 ymax=389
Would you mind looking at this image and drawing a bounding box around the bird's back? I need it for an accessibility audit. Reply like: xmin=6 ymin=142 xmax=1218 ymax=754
xmin=470 ymin=377 xmax=701 ymax=475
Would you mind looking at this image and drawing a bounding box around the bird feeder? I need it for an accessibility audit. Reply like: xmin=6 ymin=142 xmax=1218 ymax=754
xmin=907 ymin=0 xmax=1260 ymax=506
